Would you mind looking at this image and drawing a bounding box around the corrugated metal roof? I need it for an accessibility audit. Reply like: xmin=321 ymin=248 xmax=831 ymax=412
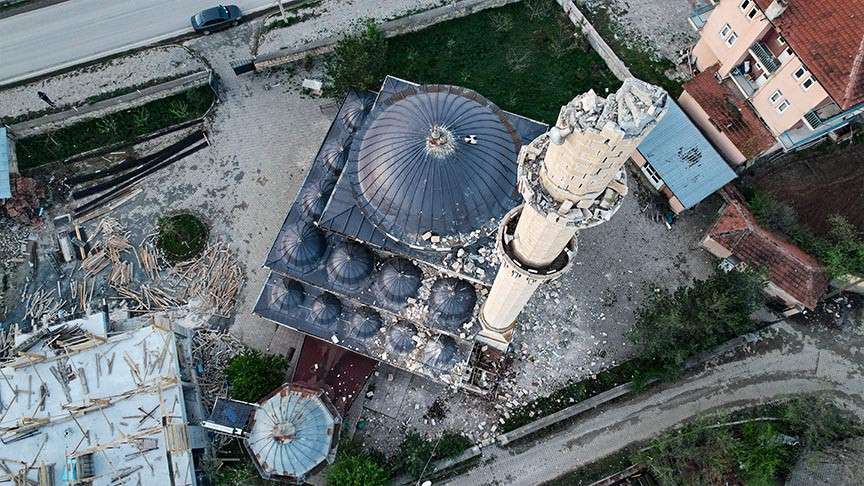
xmin=0 ymin=127 xmax=10 ymax=199
xmin=637 ymin=99 xmax=737 ymax=209
xmin=247 ymin=385 xmax=336 ymax=481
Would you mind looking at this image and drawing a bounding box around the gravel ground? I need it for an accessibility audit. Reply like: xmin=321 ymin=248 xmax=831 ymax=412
xmin=256 ymin=0 xmax=452 ymax=54
xmin=580 ymin=0 xmax=700 ymax=62
xmin=0 ymin=45 xmax=206 ymax=122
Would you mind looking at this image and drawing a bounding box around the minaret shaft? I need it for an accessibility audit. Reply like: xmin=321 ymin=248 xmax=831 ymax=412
xmin=477 ymin=79 xmax=668 ymax=350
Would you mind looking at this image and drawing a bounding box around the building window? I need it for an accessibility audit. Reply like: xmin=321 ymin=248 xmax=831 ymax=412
xmin=720 ymin=23 xmax=732 ymax=39
xmin=726 ymin=32 xmax=738 ymax=46
xmin=769 ymin=90 xmax=783 ymax=104
xmin=739 ymin=0 xmax=750 ymax=10
xmin=748 ymin=7 xmax=758 ymax=19
xmin=777 ymin=99 xmax=791 ymax=113
xmin=640 ymin=163 xmax=665 ymax=190
xmin=801 ymin=77 xmax=814 ymax=90
xmin=793 ymin=66 xmax=807 ymax=79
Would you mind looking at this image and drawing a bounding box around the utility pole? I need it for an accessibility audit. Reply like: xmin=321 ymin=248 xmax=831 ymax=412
xmin=276 ymin=0 xmax=287 ymax=22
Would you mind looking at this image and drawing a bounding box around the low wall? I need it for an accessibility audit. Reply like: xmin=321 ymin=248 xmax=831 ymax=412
xmin=556 ymin=0 xmax=632 ymax=81
xmin=255 ymin=0 xmax=518 ymax=70
xmin=9 ymin=71 xmax=210 ymax=138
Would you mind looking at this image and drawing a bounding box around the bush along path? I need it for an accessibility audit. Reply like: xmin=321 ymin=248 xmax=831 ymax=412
xmin=15 ymin=85 xmax=215 ymax=170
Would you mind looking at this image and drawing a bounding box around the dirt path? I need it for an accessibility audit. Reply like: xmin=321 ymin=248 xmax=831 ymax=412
xmin=445 ymin=320 xmax=864 ymax=485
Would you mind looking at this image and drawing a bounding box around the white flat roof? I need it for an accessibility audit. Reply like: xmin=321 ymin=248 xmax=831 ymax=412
xmin=0 ymin=316 xmax=197 ymax=485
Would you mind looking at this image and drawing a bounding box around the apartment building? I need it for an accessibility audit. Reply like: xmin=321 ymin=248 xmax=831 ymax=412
xmin=683 ymin=0 xmax=864 ymax=164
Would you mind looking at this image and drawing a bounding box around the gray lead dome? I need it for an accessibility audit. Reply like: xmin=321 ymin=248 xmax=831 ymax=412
xmin=350 ymin=85 xmax=522 ymax=250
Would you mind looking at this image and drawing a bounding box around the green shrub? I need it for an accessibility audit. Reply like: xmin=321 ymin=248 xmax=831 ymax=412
xmin=633 ymin=397 xmax=862 ymax=485
xmin=327 ymin=441 xmax=389 ymax=486
xmin=156 ymin=213 xmax=209 ymax=263
xmin=389 ymin=431 xmax=473 ymax=479
xmin=225 ymin=350 xmax=289 ymax=402
xmin=626 ymin=269 xmax=765 ymax=372
xmin=324 ymin=21 xmax=388 ymax=96
xmin=747 ymin=190 xmax=864 ymax=278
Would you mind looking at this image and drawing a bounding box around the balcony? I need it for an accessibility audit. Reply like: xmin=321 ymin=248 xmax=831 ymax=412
xmin=749 ymin=42 xmax=780 ymax=73
xmin=688 ymin=3 xmax=715 ymax=31
xmin=778 ymin=103 xmax=864 ymax=150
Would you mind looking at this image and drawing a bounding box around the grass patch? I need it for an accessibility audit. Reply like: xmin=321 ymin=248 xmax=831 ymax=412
xmin=265 ymin=11 xmax=320 ymax=32
xmin=326 ymin=2 xmax=620 ymax=124
xmin=157 ymin=213 xmax=209 ymax=264
xmin=575 ymin=0 xmax=682 ymax=98
xmin=15 ymin=85 xmax=213 ymax=170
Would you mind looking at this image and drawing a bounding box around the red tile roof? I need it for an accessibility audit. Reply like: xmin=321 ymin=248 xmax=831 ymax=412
xmin=291 ymin=336 xmax=378 ymax=415
xmin=705 ymin=194 xmax=829 ymax=309
xmin=683 ymin=65 xmax=776 ymax=158
xmin=756 ymin=0 xmax=864 ymax=109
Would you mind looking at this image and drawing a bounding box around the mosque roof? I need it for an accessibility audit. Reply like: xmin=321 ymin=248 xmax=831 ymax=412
xmin=256 ymin=77 xmax=547 ymax=386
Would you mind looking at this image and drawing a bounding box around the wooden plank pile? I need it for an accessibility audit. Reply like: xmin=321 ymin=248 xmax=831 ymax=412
xmin=174 ymin=243 xmax=243 ymax=317
xmin=24 ymin=287 xmax=66 ymax=329
xmin=192 ymin=328 xmax=244 ymax=411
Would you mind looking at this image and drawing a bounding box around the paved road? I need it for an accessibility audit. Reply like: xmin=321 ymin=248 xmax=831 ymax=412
xmin=446 ymin=320 xmax=864 ymax=485
xmin=0 ymin=0 xmax=275 ymax=85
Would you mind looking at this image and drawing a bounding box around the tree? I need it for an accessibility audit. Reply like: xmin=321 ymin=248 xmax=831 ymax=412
xmin=225 ymin=350 xmax=289 ymax=402
xmin=821 ymin=215 xmax=864 ymax=278
xmin=324 ymin=20 xmax=387 ymax=95
xmin=326 ymin=451 xmax=389 ymax=486
xmin=626 ymin=269 xmax=764 ymax=372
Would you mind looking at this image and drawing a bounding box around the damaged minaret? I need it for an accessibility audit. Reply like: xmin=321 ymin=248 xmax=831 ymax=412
xmin=478 ymin=78 xmax=668 ymax=350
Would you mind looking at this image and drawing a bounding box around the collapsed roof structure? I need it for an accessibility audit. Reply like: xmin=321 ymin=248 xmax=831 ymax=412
xmin=0 ymin=313 xmax=207 ymax=486
xmin=255 ymin=76 xmax=547 ymax=392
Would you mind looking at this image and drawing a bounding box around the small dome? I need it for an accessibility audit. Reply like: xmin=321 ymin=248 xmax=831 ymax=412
xmin=422 ymin=335 xmax=458 ymax=370
xmin=376 ymin=258 xmax=422 ymax=305
xmin=386 ymin=322 xmax=417 ymax=354
xmin=341 ymin=96 xmax=373 ymax=131
xmin=326 ymin=241 xmax=374 ymax=286
xmin=321 ymin=140 xmax=349 ymax=174
xmin=300 ymin=178 xmax=336 ymax=220
xmin=429 ymin=278 xmax=477 ymax=325
xmin=268 ymin=278 xmax=304 ymax=312
xmin=309 ymin=293 xmax=342 ymax=328
xmin=277 ymin=222 xmax=326 ymax=272
xmin=349 ymin=308 xmax=382 ymax=339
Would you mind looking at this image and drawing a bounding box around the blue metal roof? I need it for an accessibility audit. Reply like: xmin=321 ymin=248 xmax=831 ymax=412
xmin=0 ymin=128 xmax=10 ymax=199
xmin=637 ymin=100 xmax=736 ymax=209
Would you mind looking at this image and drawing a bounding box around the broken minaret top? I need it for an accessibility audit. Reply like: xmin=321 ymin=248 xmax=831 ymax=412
xmin=553 ymin=78 xmax=668 ymax=140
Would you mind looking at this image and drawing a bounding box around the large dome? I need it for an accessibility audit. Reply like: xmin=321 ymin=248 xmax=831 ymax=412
xmin=349 ymin=84 xmax=522 ymax=250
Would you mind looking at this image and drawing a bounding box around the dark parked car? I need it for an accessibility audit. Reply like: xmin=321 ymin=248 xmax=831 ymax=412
xmin=190 ymin=5 xmax=242 ymax=34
